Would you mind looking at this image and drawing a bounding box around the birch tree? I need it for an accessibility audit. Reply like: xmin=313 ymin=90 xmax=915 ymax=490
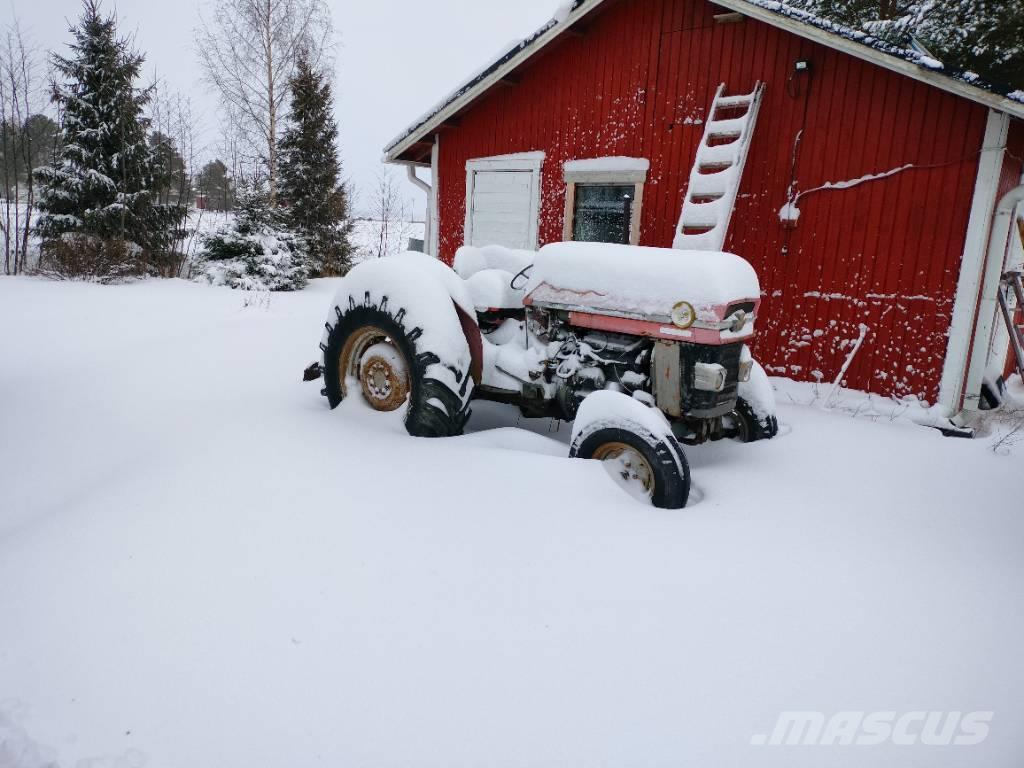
xmin=0 ymin=17 xmax=46 ymax=275
xmin=195 ymin=0 xmax=332 ymax=206
xmin=367 ymin=168 xmax=413 ymax=260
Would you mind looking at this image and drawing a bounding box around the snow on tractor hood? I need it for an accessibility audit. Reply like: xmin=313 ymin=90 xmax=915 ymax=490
xmin=523 ymin=242 xmax=760 ymax=322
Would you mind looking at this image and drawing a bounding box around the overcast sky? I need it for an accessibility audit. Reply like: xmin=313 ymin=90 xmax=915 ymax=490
xmin=9 ymin=0 xmax=563 ymax=217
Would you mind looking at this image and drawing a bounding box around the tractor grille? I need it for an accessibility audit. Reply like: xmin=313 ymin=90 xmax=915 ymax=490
xmin=680 ymin=341 xmax=743 ymax=417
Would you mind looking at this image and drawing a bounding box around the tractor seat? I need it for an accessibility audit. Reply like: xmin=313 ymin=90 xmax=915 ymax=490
xmin=453 ymin=244 xmax=535 ymax=311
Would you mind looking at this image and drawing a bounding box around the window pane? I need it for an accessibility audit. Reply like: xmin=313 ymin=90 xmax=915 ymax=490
xmin=572 ymin=184 xmax=634 ymax=244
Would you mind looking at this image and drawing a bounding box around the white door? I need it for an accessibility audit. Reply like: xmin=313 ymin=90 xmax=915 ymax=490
xmin=468 ymin=171 xmax=534 ymax=248
xmin=464 ymin=153 xmax=544 ymax=250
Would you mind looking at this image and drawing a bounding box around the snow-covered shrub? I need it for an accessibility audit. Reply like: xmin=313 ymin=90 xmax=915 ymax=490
xmin=37 ymin=234 xmax=147 ymax=283
xmin=197 ymin=189 xmax=308 ymax=292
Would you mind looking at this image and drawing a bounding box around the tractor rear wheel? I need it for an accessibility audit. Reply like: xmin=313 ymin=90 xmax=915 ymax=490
xmin=322 ymin=301 xmax=473 ymax=437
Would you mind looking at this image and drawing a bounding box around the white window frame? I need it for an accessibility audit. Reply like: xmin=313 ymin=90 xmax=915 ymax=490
xmin=464 ymin=152 xmax=545 ymax=249
xmin=562 ymin=158 xmax=649 ymax=245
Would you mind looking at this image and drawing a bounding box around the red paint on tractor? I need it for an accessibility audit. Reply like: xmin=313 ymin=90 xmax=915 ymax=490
xmin=567 ymin=311 xmax=754 ymax=346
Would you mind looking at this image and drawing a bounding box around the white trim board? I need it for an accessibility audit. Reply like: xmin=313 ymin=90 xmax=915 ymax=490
xmin=564 ymin=157 xmax=650 ymax=184
xmin=938 ymin=109 xmax=1010 ymax=414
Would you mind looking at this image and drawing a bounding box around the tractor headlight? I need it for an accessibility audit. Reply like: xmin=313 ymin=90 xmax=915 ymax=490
xmin=693 ymin=362 xmax=727 ymax=392
xmin=671 ymin=301 xmax=696 ymax=329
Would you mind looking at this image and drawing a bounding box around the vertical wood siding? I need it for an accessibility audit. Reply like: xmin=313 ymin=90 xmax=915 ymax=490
xmin=434 ymin=0 xmax=989 ymax=402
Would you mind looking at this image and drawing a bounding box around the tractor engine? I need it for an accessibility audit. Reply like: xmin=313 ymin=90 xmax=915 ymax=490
xmin=531 ymin=306 xmax=754 ymax=430
xmin=538 ymin=315 xmax=653 ymax=419
xmin=518 ymin=242 xmax=762 ymax=440
xmin=457 ymin=241 xmax=764 ymax=443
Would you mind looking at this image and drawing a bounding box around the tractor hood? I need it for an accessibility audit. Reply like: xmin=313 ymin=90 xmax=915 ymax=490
xmin=523 ymin=242 xmax=760 ymax=324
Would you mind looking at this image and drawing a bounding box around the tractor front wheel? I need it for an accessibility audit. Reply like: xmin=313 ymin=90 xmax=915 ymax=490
xmin=726 ymin=396 xmax=779 ymax=442
xmin=570 ymin=391 xmax=691 ymax=509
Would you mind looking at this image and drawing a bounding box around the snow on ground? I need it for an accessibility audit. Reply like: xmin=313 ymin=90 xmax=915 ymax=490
xmin=1 ymin=277 xmax=1023 ymax=768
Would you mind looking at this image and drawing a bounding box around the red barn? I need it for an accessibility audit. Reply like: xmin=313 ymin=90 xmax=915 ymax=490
xmin=384 ymin=0 xmax=1024 ymax=422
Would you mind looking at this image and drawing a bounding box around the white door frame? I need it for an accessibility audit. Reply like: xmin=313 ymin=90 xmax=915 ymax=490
xmin=464 ymin=152 xmax=545 ymax=249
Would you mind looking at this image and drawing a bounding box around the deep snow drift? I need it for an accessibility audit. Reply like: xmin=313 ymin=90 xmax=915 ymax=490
xmin=0 ymin=277 xmax=1022 ymax=768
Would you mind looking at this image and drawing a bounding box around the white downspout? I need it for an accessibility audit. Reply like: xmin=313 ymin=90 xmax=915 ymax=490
xmin=962 ymin=182 xmax=1024 ymax=411
xmin=406 ymin=164 xmax=432 ymax=255
xmin=430 ymin=136 xmax=440 ymax=258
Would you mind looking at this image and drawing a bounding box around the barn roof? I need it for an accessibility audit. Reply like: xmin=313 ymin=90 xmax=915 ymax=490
xmin=384 ymin=0 xmax=1024 ymax=164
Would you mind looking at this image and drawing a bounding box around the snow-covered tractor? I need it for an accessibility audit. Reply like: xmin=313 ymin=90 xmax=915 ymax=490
xmin=307 ymin=242 xmax=777 ymax=509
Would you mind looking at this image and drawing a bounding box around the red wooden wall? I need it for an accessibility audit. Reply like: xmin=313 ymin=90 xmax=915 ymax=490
xmin=434 ymin=0 xmax=990 ymax=402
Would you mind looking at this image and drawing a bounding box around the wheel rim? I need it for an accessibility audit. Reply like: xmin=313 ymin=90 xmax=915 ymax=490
xmin=592 ymin=441 xmax=655 ymax=500
xmin=339 ymin=326 xmax=410 ymax=412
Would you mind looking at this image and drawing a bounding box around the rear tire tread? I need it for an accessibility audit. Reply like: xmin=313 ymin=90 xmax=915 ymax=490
xmin=322 ymin=297 xmax=472 ymax=438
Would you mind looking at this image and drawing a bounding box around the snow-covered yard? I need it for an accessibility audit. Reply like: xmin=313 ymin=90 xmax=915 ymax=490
xmin=1 ymin=276 xmax=1022 ymax=767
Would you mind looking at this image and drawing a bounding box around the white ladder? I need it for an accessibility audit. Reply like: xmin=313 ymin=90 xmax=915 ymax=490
xmin=673 ymin=82 xmax=765 ymax=252
xmin=998 ymin=270 xmax=1024 ymax=381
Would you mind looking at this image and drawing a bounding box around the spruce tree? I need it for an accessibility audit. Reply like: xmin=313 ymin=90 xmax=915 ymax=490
xmin=910 ymin=2 xmax=1024 ymax=95
xmin=278 ymin=53 xmax=354 ymax=277
xmin=196 ymin=159 xmax=234 ymax=211
xmin=786 ymin=1 xmax=1023 ymax=96
xmin=198 ymin=183 xmax=308 ymax=292
xmin=34 ymin=0 xmax=173 ymax=275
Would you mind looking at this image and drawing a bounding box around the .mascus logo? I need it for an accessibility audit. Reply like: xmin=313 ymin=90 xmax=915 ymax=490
xmin=751 ymin=711 xmax=993 ymax=746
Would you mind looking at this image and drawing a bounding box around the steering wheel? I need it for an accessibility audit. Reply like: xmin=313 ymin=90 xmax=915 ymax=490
xmin=510 ymin=264 xmax=533 ymax=291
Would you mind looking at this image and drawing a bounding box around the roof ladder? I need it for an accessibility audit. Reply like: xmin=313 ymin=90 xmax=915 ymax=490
xmin=673 ymin=82 xmax=765 ymax=252
xmin=998 ymin=270 xmax=1024 ymax=382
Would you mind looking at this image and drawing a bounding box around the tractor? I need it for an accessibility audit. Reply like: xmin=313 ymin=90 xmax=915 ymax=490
xmin=306 ymin=242 xmax=777 ymax=508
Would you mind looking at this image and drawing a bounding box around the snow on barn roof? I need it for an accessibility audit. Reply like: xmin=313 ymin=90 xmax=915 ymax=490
xmin=384 ymin=0 xmax=1024 ymax=163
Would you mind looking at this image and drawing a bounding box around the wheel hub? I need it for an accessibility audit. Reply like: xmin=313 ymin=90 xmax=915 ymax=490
xmin=591 ymin=441 xmax=655 ymax=500
xmin=365 ymin=361 xmax=394 ymax=399
xmin=342 ymin=331 xmax=410 ymax=412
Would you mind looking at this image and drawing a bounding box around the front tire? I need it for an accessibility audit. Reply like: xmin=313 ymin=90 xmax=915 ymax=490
xmin=322 ymin=298 xmax=473 ymax=437
xmin=732 ymin=359 xmax=778 ymax=442
xmin=571 ymin=425 xmax=691 ymax=509
xmin=728 ymin=396 xmax=779 ymax=442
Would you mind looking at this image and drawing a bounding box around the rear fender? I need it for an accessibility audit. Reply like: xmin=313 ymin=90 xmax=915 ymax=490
xmin=454 ymin=302 xmax=483 ymax=385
